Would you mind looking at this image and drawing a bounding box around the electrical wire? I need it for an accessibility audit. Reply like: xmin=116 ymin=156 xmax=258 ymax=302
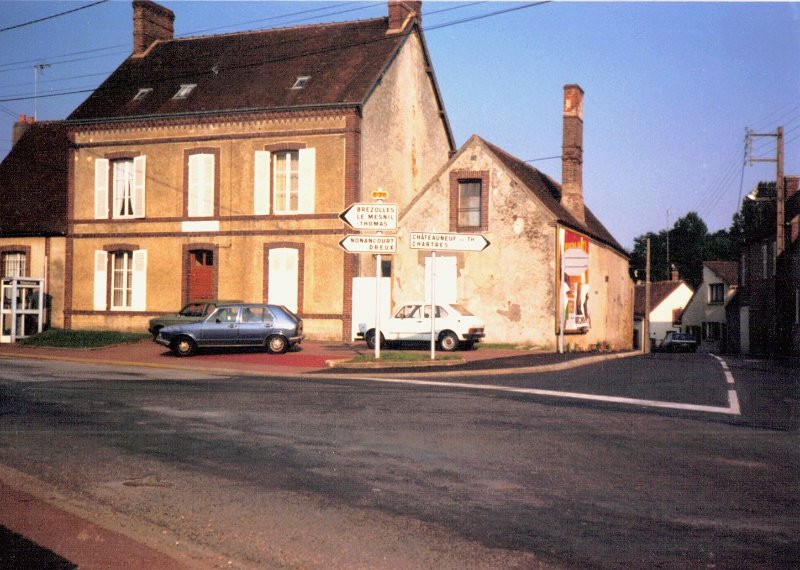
xmin=0 ymin=1 xmax=110 ymax=34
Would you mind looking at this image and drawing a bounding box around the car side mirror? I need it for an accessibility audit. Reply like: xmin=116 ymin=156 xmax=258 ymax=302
xmin=216 ymin=318 xmax=221 ymax=323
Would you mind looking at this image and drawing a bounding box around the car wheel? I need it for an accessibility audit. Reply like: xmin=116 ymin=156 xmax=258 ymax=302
xmin=266 ymin=335 xmax=288 ymax=354
xmin=364 ymin=330 xmax=386 ymax=349
xmin=171 ymin=336 xmax=196 ymax=357
xmin=438 ymin=331 xmax=459 ymax=352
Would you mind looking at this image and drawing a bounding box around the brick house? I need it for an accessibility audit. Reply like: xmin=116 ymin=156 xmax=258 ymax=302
xmin=388 ymin=86 xmax=634 ymax=349
xmin=61 ymin=0 xmax=453 ymax=340
xmin=0 ymin=117 xmax=70 ymax=336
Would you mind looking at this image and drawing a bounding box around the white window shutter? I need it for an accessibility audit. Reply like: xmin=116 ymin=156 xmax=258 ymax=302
xmin=268 ymin=248 xmax=299 ymax=313
xmin=133 ymin=155 xmax=146 ymax=218
xmin=298 ymin=147 xmax=315 ymax=214
xmin=188 ymin=154 xmax=214 ymax=217
xmin=94 ymin=158 xmax=109 ymax=219
xmin=131 ymin=249 xmax=147 ymax=311
xmin=93 ymin=250 xmax=107 ymax=310
xmin=254 ymin=151 xmax=271 ymax=215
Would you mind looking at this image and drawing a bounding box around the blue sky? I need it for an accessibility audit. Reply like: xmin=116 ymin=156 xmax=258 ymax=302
xmin=1 ymin=1 xmax=798 ymax=250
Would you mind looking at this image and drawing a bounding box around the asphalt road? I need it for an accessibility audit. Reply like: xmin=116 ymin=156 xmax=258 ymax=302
xmin=0 ymin=353 xmax=797 ymax=569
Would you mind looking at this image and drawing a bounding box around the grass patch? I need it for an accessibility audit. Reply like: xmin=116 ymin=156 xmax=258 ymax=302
xmin=349 ymin=351 xmax=461 ymax=363
xmin=17 ymin=328 xmax=150 ymax=348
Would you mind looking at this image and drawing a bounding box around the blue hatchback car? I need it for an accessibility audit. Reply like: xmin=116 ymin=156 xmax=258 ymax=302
xmin=155 ymin=303 xmax=304 ymax=356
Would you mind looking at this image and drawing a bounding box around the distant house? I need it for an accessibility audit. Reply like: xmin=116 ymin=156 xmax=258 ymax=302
xmin=390 ymin=86 xmax=633 ymax=349
xmin=681 ymin=261 xmax=738 ymax=353
xmin=633 ymin=269 xmax=694 ymax=350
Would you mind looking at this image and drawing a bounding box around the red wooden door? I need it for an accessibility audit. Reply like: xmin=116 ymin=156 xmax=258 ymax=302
xmin=188 ymin=250 xmax=214 ymax=301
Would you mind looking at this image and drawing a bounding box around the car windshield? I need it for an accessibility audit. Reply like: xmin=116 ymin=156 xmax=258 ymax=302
xmin=450 ymin=304 xmax=473 ymax=316
xmin=179 ymin=303 xmax=206 ymax=317
xmin=395 ymin=305 xmax=421 ymax=319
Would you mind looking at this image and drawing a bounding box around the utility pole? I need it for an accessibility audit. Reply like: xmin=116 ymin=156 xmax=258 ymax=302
xmin=644 ymin=238 xmax=651 ymax=354
xmin=746 ymin=126 xmax=785 ymax=254
xmin=665 ymin=209 xmax=670 ymax=272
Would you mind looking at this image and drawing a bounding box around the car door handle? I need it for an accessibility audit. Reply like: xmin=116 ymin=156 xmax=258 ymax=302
xmin=228 ymin=324 xmax=237 ymax=329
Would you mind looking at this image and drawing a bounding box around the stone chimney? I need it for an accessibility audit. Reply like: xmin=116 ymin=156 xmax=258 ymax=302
xmin=12 ymin=114 xmax=34 ymax=146
xmin=133 ymin=0 xmax=175 ymax=56
xmin=561 ymin=84 xmax=585 ymax=224
xmin=387 ymin=1 xmax=421 ymax=34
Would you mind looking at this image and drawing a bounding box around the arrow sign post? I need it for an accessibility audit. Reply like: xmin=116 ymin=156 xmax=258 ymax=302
xmin=339 ymin=235 xmax=397 ymax=254
xmin=339 ymin=203 xmax=397 ymax=231
xmin=409 ymin=231 xmax=490 ymax=360
xmin=409 ymin=232 xmax=490 ymax=252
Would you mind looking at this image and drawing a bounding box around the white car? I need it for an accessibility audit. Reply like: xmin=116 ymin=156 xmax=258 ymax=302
xmin=358 ymin=302 xmax=485 ymax=351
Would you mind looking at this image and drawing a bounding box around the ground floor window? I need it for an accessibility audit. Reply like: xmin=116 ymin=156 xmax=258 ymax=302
xmin=2 ymin=252 xmax=26 ymax=277
xmin=94 ymin=249 xmax=147 ymax=311
xmin=702 ymin=321 xmax=725 ymax=341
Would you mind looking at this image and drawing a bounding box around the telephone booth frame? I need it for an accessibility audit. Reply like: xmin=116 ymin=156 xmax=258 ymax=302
xmin=1 ymin=277 xmax=45 ymax=343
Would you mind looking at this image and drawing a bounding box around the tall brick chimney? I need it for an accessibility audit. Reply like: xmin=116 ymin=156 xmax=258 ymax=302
xmin=561 ymin=84 xmax=585 ymax=225
xmin=133 ymin=0 xmax=174 ymax=56
xmin=12 ymin=114 xmax=34 ymax=146
xmin=387 ymin=1 xmax=421 ymax=34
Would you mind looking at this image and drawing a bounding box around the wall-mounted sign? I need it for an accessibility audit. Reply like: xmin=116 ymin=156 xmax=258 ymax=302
xmin=339 ymin=203 xmax=397 ymax=231
xmin=339 ymin=235 xmax=397 ymax=254
xmin=409 ymin=232 xmax=490 ymax=252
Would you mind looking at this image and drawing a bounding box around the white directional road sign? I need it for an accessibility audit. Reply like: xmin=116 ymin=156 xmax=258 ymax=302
xmin=409 ymin=232 xmax=490 ymax=252
xmin=339 ymin=203 xmax=397 ymax=231
xmin=339 ymin=235 xmax=397 ymax=254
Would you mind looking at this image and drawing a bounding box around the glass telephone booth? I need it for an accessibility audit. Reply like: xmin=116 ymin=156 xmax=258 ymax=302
xmin=1 ymin=277 xmax=44 ymax=343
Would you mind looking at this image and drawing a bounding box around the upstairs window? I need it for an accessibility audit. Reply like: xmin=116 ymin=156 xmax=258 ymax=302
xmin=94 ymin=156 xmax=146 ymax=220
xmin=133 ymin=88 xmax=152 ymax=101
xmin=708 ymin=283 xmax=724 ymax=304
xmin=271 ymin=148 xmax=315 ymax=215
xmin=186 ymin=150 xmax=218 ymax=218
xmin=291 ymin=76 xmax=310 ymax=89
xmin=450 ymin=170 xmax=489 ymax=232
xmin=173 ymin=84 xmax=196 ymax=99
xmin=458 ymin=180 xmax=483 ymax=228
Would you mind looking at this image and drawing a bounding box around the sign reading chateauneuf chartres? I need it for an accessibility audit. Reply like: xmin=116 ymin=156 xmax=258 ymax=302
xmin=409 ymin=232 xmax=490 ymax=252
xmin=338 ymin=203 xmax=398 ymax=231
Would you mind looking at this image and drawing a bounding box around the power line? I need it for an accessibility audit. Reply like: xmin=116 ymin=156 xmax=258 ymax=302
xmin=0 ymin=1 xmax=110 ymax=33
xmin=0 ymin=2 xmax=551 ymax=105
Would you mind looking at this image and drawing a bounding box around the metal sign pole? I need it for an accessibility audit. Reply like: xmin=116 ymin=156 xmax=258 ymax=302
xmin=375 ymin=253 xmax=381 ymax=360
xmin=430 ymin=250 xmax=436 ymax=360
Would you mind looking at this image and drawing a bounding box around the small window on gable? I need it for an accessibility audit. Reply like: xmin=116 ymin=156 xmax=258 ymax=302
xmin=173 ymin=84 xmax=197 ymax=99
xmin=291 ymin=76 xmax=310 ymax=89
xmin=133 ymin=88 xmax=152 ymax=101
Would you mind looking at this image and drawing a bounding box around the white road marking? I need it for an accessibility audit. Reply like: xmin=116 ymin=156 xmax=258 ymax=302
xmin=342 ymin=374 xmax=743 ymax=416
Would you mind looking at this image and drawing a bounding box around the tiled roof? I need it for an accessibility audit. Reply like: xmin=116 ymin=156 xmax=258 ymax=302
xmin=0 ymin=121 xmax=69 ymax=236
xmin=704 ymin=260 xmax=738 ymax=285
xmin=633 ymin=280 xmax=691 ymax=316
xmin=69 ymin=17 xmax=410 ymax=122
xmin=480 ymin=137 xmax=628 ymax=256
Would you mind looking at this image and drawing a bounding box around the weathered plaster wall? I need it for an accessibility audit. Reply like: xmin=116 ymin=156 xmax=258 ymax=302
xmin=394 ymin=141 xmax=560 ymax=348
xmin=361 ymin=31 xmax=452 ymax=211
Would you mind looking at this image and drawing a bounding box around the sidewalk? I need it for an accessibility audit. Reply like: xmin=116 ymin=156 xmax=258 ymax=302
xmin=0 ymin=338 xmax=617 ymax=377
